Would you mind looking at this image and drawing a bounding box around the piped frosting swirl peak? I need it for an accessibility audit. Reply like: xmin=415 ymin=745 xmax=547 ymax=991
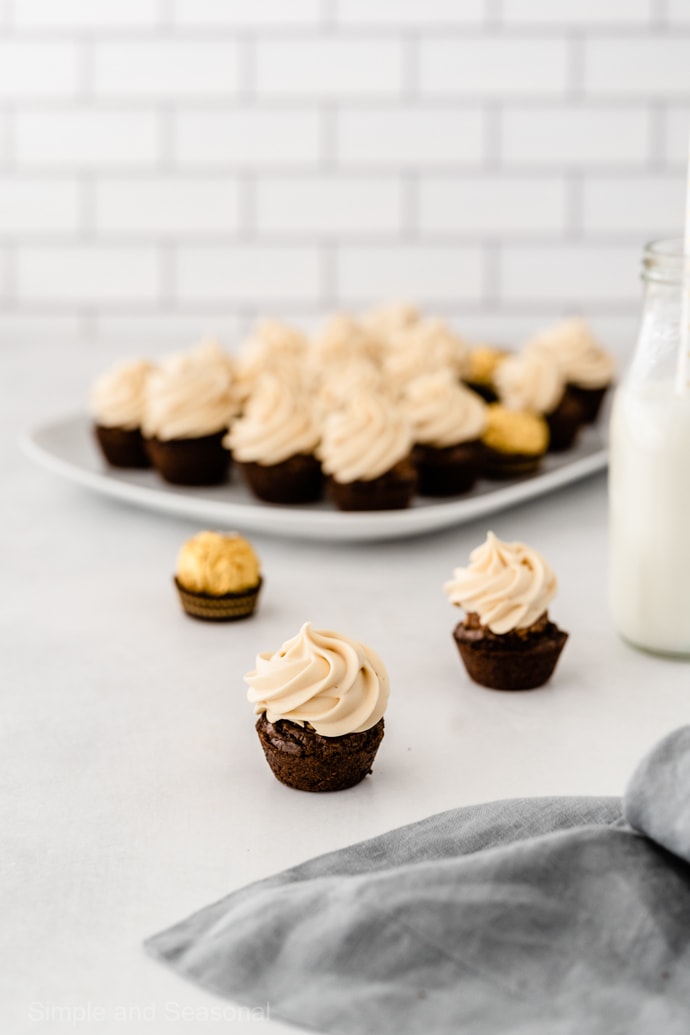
xmin=443 ymin=531 xmax=557 ymax=634
xmin=525 ymin=318 xmax=615 ymax=390
xmin=143 ymin=339 xmax=238 ymax=441
xmin=245 ymin=622 xmax=389 ymax=737
xmin=403 ymin=370 xmax=487 ymax=447
xmin=225 ymin=373 xmax=320 ymax=465
xmin=318 ymin=391 xmax=413 ymax=483
xmin=494 ymin=346 xmax=564 ymax=416
xmin=90 ymin=358 xmax=153 ymax=429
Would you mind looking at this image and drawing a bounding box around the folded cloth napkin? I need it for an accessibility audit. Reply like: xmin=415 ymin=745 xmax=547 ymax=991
xmin=146 ymin=727 xmax=690 ymax=1034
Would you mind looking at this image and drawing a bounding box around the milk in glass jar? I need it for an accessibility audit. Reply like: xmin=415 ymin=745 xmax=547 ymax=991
xmin=609 ymin=239 xmax=690 ymax=655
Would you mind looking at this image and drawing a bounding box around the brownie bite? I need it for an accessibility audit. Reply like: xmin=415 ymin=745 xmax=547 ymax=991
xmin=443 ymin=531 xmax=568 ymax=691
xmin=245 ymin=622 xmax=389 ymax=792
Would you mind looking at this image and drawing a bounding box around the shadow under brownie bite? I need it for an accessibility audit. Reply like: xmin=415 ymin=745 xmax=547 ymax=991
xmin=245 ymin=622 xmax=389 ymax=792
xmin=443 ymin=531 xmax=568 ymax=691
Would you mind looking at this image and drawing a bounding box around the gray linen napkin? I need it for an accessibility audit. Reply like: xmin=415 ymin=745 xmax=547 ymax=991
xmin=146 ymin=727 xmax=690 ymax=1034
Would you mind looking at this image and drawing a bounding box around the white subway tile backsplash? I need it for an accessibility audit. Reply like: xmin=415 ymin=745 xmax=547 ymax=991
xmin=501 ymin=105 xmax=650 ymax=167
xmin=582 ymin=175 xmax=685 ymax=236
xmin=93 ymin=41 xmax=240 ymax=100
xmin=172 ymin=0 xmax=322 ymax=27
xmin=176 ymin=246 xmax=321 ymax=303
xmin=334 ymin=0 xmax=484 ymax=26
xmin=16 ymin=109 xmax=160 ymax=169
xmin=336 ymin=245 xmax=484 ymax=303
xmin=500 ymin=245 xmax=640 ymax=303
xmin=0 ymin=314 xmax=84 ymax=344
xmin=662 ymin=106 xmax=690 ymax=166
xmin=419 ymin=38 xmax=568 ymax=98
xmin=336 ymin=107 xmax=485 ymax=168
xmin=17 ymin=247 xmax=162 ymax=303
xmin=501 ymin=0 xmax=653 ymax=25
xmin=0 ymin=41 xmax=79 ymax=99
xmin=256 ymin=39 xmax=404 ymax=98
xmin=94 ymin=177 xmax=240 ymax=236
xmin=0 ymin=8 xmax=685 ymax=340
xmin=419 ymin=176 xmax=567 ymax=234
xmin=585 ymin=37 xmax=690 ymax=97
xmin=93 ymin=313 xmax=242 ymax=349
xmin=14 ymin=0 xmax=161 ymax=29
xmin=256 ymin=176 xmax=403 ymax=236
xmin=173 ymin=108 xmax=321 ymax=168
xmin=0 ymin=177 xmax=80 ymax=234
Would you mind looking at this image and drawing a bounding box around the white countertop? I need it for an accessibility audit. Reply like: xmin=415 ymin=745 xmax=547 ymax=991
xmin=3 ymin=343 xmax=689 ymax=1034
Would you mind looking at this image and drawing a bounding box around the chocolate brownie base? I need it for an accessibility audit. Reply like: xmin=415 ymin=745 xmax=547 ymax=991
xmin=480 ymin=445 xmax=544 ymax=481
xmin=146 ymin=431 xmax=230 ymax=486
xmin=238 ymin=454 xmax=323 ymax=504
xmin=174 ymin=576 xmax=261 ymax=622
xmin=255 ymin=715 xmax=385 ymax=792
xmin=564 ymin=384 xmax=609 ymax=425
xmin=413 ymin=441 xmax=480 ymax=497
xmin=94 ymin=423 xmax=151 ymax=469
xmin=328 ymin=460 xmax=417 ymax=511
xmin=453 ymin=612 xmax=568 ymax=691
xmin=546 ymin=393 xmax=586 ymax=453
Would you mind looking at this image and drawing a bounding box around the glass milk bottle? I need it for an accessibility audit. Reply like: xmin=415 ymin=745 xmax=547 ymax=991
xmin=609 ymin=239 xmax=690 ymax=655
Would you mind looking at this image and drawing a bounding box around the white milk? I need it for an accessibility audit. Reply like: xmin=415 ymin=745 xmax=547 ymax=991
xmin=609 ymin=380 xmax=690 ymax=654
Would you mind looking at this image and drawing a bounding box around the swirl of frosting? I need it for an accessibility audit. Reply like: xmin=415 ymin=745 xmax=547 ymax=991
xmin=245 ymin=622 xmax=389 ymax=737
xmin=315 ymin=358 xmax=384 ymax=420
xmin=89 ymin=358 xmax=153 ymax=429
xmin=385 ymin=318 xmax=470 ymax=387
xmin=318 ymin=391 xmax=413 ymax=483
xmin=311 ymin=314 xmax=379 ymax=367
xmin=143 ymin=340 xmax=238 ymax=441
xmin=526 ymin=318 xmax=615 ymax=389
xmin=494 ymin=346 xmax=565 ymax=415
xmin=225 ymin=374 xmax=320 ymax=465
xmin=443 ymin=531 xmax=557 ymax=634
xmin=362 ymin=301 xmax=420 ymax=340
xmin=403 ymin=371 xmax=487 ymax=447
xmin=234 ymin=320 xmax=309 ymax=405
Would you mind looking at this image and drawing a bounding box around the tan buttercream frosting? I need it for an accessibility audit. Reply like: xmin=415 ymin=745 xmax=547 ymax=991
xmin=362 ymin=301 xmax=421 ymax=340
xmin=443 ymin=531 xmax=557 ymax=634
xmin=526 ymin=318 xmax=615 ymax=390
xmin=143 ymin=340 xmax=238 ymax=441
xmin=176 ymin=531 xmax=261 ymax=596
xmin=386 ymin=318 xmax=470 ymax=385
xmin=318 ymin=391 xmax=413 ymax=483
xmin=311 ymin=314 xmax=379 ymax=367
xmin=494 ymin=346 xmax=565 ymax=415
xmin=234 ymin=320 xmax=309 ymax=403
xmin=225 ymin=373 xmax=320 ymax=466
xmin=403 ymin=370 xmax=487 ymax=447
xmin=245 ymin=621 xmax=389 ymax=737
xmin=89 ymin=359 xmax=153 ymax=429
xmin=315 ymin=358 xmax=384 ymax=418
